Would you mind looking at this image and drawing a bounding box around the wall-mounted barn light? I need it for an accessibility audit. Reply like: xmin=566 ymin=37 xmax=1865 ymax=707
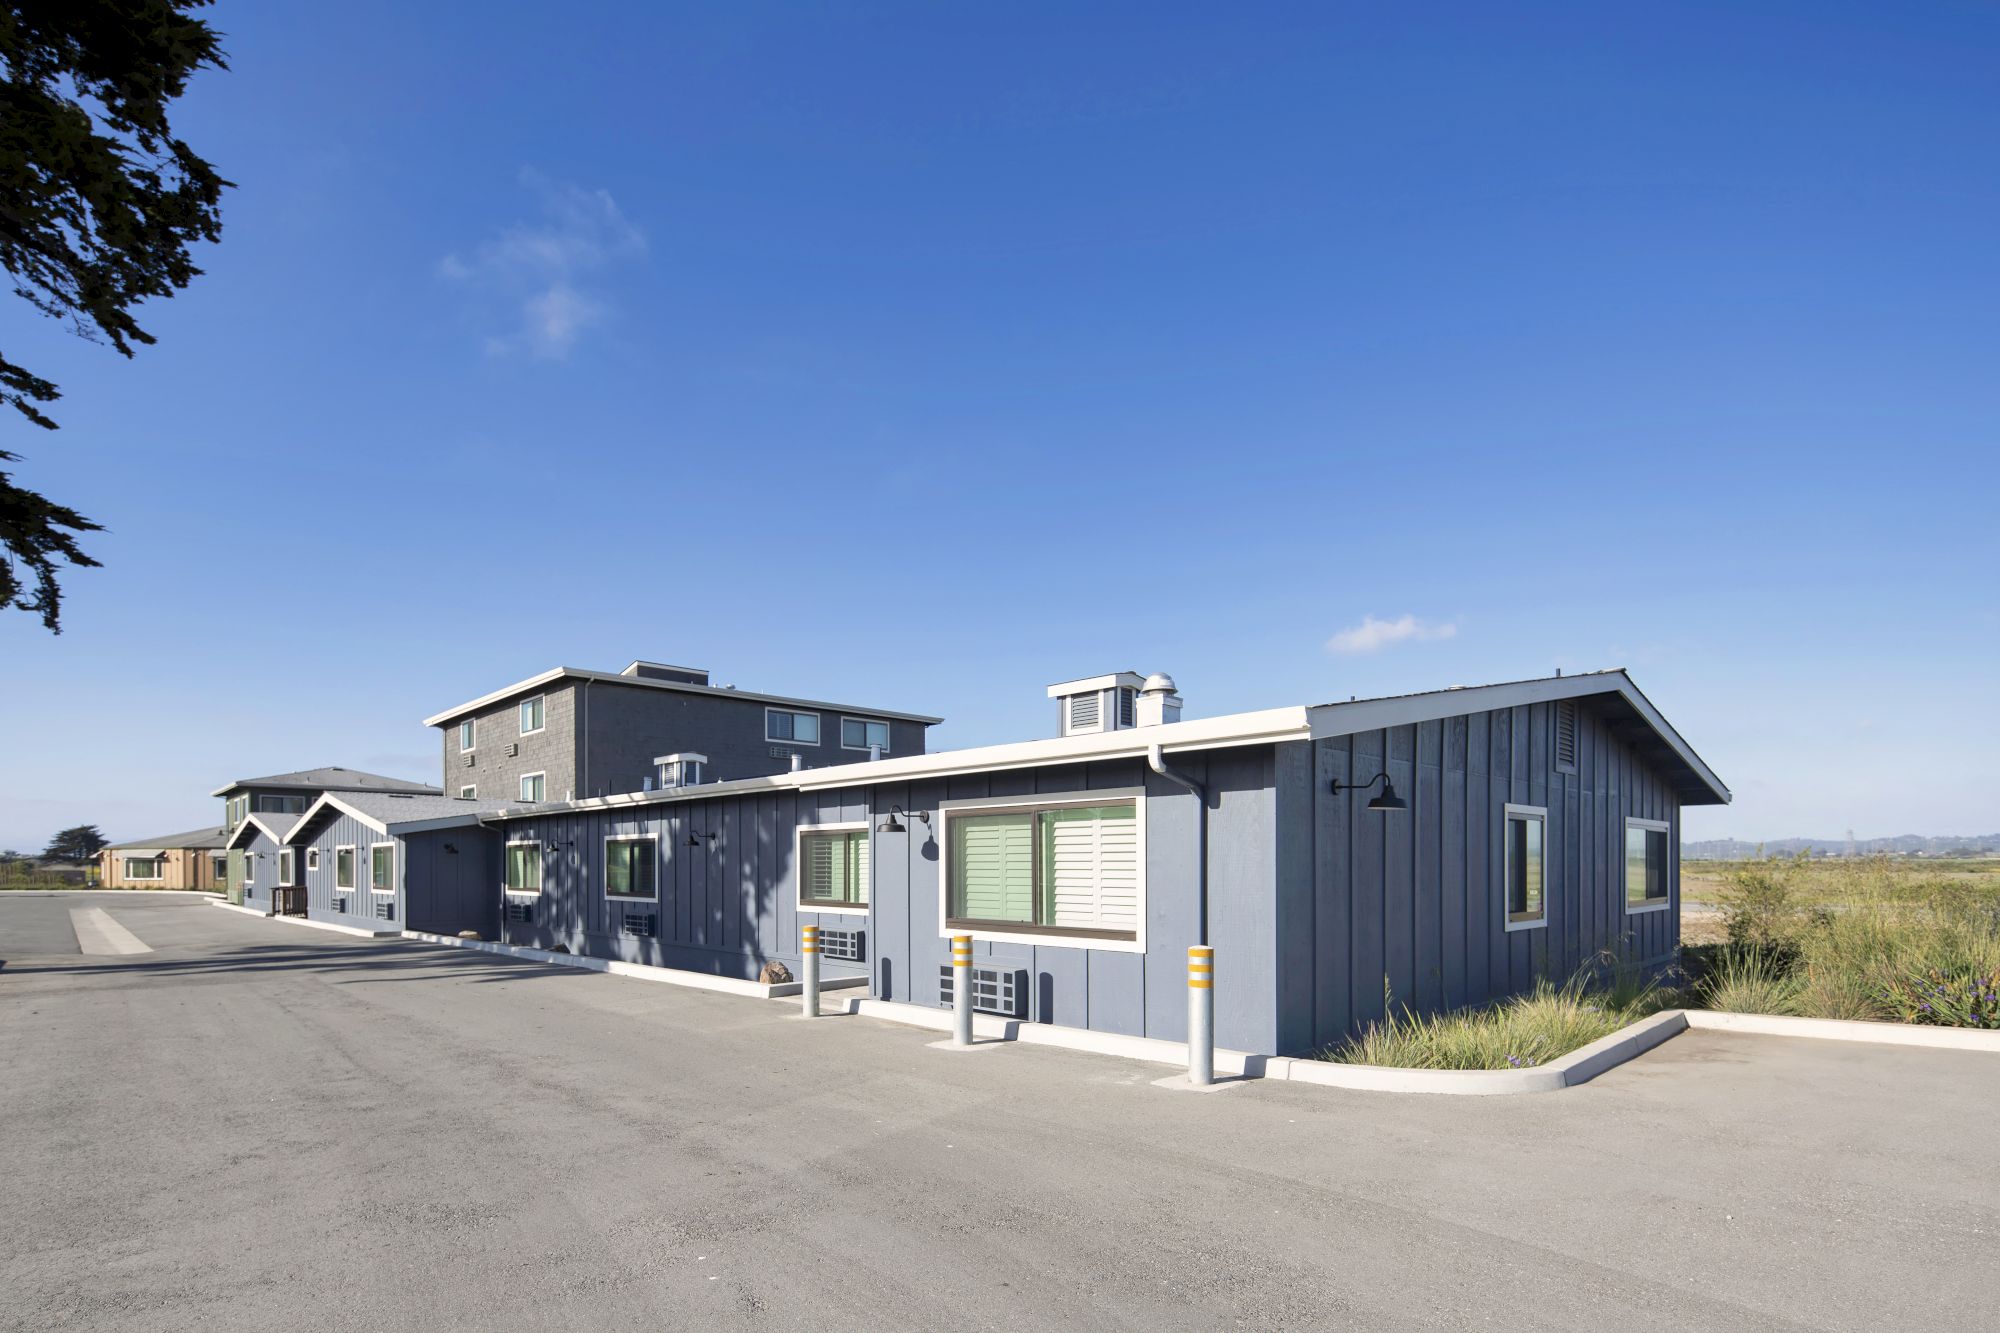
xmin=875 ymin=805 xmax=931 ymax=834
xmin=1329 ymin=771 xmax=1408 ymax=812
xmin=685 ymin=829 xmax=717 ymax=848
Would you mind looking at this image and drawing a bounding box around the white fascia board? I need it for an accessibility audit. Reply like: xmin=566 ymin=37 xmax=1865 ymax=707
xmin=422 ymin=666 xmax=945 ymax=729
xmin=385 ymin=813 xmax=490 ymax=835
xmin=225 ymin=814 xmax=290 ymax=850
xmin=1046 ymin=672 xmax=1146 ymax=698
xmin=793 ymin=706 xmax=1313 ymax=790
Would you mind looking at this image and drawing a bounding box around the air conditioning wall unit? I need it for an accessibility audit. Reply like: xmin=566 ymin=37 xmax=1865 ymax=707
xmin=505 ymin=899 xmax=533 ymax=924
xmin=462 ymin=753 xmax=475 ymax=767
xmin=505 ymin=742 xmax=519 ymax=758
xmin=621 ymin=913 xmax=656 ymax=939
xmin=819 ymin=928 xmax=864 ymax=962
xmin=939 ymin=964 xmax=1025 ymax=1017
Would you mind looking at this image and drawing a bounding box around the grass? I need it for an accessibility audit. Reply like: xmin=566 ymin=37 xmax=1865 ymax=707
xmin=1319 ymin=969 xmax=1671 ymax=1070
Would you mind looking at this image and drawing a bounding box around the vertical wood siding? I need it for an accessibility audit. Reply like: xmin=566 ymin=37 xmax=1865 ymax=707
xmin=1278 ymin=699 xmax=1682 ymax=1052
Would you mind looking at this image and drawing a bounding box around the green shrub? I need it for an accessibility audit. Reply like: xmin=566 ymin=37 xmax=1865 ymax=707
xmin=1720 ymin=853 xmax=1810 ymax=959
xmin=1322 ymin=970 xmax=1669 ymax=1071
xmin=1697 ymin=946 xmax=1800 ymax=1015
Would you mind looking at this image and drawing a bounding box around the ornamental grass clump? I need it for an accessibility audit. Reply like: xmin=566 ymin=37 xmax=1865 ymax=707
xmin=1322 ymin=971 xmax=1668 ymax=1071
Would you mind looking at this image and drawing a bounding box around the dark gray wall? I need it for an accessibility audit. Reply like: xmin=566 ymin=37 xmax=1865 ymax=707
xmin=402 ymin=827 xmax=499 ymax=938
xmin=441 ymin=684 xmax=581 ymax=804
xmin=237 ymin=825 xmax=279 ymax=908
xmin=291 ymin=810 xmax=404 ymax=931
xmin=1275 ymin=698 xmax=1682 ymax=1053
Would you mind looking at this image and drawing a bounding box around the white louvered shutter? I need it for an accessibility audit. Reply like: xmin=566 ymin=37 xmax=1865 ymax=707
xmin=1041 ymin=804 xmax=1138 ymax=933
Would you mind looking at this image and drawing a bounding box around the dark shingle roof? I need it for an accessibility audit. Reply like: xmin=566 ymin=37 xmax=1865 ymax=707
xmin=107 ymin=826 xmax=229 ymax=852
xmin=211 ymin=767 xmax=441 ymax=798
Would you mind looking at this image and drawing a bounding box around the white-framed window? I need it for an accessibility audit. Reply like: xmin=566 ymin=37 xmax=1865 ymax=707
xmin=210 ymin=853 xmax=228 ymax=882
xmin=504 ymin=840 xmax=544 ymax=896
xmin=797 ymin=824 xmax=870 ymax=915
xmin=840 ymin=718 xmax=890 ymax=753
xmin=459 ymin=785 xmax=476 ymax=800
xmin=938 ymin=790 xmax=1144 ymax=951
xmin=369 ymin=843 xmax=395 ymax=894
xmin=334 ymin=845 xmax=355 ymax=891
xmin=306 ymin=848 xmax=320 ymax=873
xmin=278 ymin=849 xmax=295 ymax=885
xmin=604 ymin=834 xmax=658 ymax=901
xmin=225 ymin=795 xmax=247 ymax=830
xmin=519 ymin=771 xmax=546 ymax=803
xmin=459 ymin=718 xmax=477 ymax=752
xmin=519 ymin=695 xmax=545 ymax=736
xmin=766 ymin=708 xmax=820 ymax=745
xmin=1504 ymin=804 xmax=1547 ymax=930
xmin=253 ymin=794 xmax=307 ymax=815
xmin=122 ymin=856 xmax=162 ymax=881
xmin=1625 ymin=817 xmax=1671 ymax=913
xmin=242 ymin=852 xmax=255 ymax=887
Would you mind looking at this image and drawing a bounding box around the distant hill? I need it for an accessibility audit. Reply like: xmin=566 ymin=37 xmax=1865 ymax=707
xmin=1683 ymin=834 xmax=2000 ymax=861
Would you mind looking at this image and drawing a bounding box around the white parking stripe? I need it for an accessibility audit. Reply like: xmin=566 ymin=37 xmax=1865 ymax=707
xmin=70 ymin=907 xmax=152 ymax=956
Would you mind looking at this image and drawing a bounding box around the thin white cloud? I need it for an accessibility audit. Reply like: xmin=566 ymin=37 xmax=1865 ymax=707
xmin=440 ymin=169 xmax=645 ymax=358
xmin=1325 ymin=614 xmax=1458 ymax=656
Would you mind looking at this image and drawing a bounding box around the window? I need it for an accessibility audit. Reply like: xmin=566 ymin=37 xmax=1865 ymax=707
xmin=519 ymin=695 xmax=545 ymax=735
xmin=242 ymin=853 xmax=255 ymax=887
xmin=505 ymin=841 xmax=543 ymax=895
xmin=841 ymin=718 xmax=890 ymax=753
xmin=369 ymin=843 xmax=394 ymax=894
xmin=943 ymin=794 xmax=1141 ymax=946
xmin=459 ymin=718 xmax=477 ymax=751
xmin=656 ymin=756 xmax=705 ymax=788
xmin=799 ymin=827 xmax=870 ymax=913
xmin=766 ymin=708 xmax=820 ymax=745
xmin=253 ymin=794 xmax=307 ymax=815
xmin=306 ymin=848 xmax=320 ymax=873
xmin=1505 ymin=804 xmax=1546 ymax=929
xmin=604 ymin=835 xmax=657 ymax=900
xmin=334 ymin=846 xmax=355 ymax=891
xmin=519 ymin=772 xmax=546 ymax=803
xmin=1626 ymin=818 xmax=1670 ymax=912
xmin=123 ymin=857 xmax=162 ymax=881
xmin=225 ymin=795 xmax=247 ymax=829
xmin=211 ymin=854 xmax=228 ymax=882
xmin=459 ymin=785 xmax=476 ymax=799
xmin=278 ymin=849 xmax=295 ymax=885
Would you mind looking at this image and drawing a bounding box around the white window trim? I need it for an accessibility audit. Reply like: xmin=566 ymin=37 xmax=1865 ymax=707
xmin=210 ymin=854 xmax=228 ymax=880
xmin=603 ymin=833 xmax=660 ymax=902
xmin=460 ymin=718 xmax=477 ymax=753
xmin=1503 ymin=802 xmax=1548 ymax=933
xmin=504 ymin=839 xmax=544 ymax=897
xmin=368 ymin=841 xmax=396 ymax=895
xmin=306 ymin=848 xmax=320 ymax=873
xmin=765 ymin=706 xmax=822 ymax=747
xmin=278 ymin=848 xmax=295 ymax=886
xmin=935 ymin=788 xmax=1147 ymax=954
xmin=519 ymin=771 xmax=547 ymax=803
xmin=838 ymin=717 xmax=892 ymax=754
xmin=242 ymin=851 xmax=255 ymax=887
xmin=794 ymin=820 xmax=872 ymax=917
xmin=459 ymin=785 xmax=477 ymax=800
xmin=519 ymin=694 xmax=546 ymax=736
xmin=334 ymin=844 xmax=356 ymax=892
xmin=1624 ymin=816 xmax=1673 ymax=915
xmin=123 ymin=856 xmax=163 ymax=882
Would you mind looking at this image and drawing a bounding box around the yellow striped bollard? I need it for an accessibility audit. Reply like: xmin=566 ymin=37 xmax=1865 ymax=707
xmin=951 ymin=933 xmax=974 ymax=1046
xmin=1188 ymin=945 xmax=1214 ymax=1086
xmin=801 ymin=924 xmax=820 ymax=1017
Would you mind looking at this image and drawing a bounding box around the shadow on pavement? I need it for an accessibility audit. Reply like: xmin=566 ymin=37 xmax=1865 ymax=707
xmin=0 ymin=939 xmax=575 ymax=986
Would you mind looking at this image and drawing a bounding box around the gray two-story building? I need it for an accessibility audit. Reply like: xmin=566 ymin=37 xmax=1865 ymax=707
xmin=214 ymin=766 xmax=441 ymax=906
xmin=422 ymin=659 xmax=943 ymax=805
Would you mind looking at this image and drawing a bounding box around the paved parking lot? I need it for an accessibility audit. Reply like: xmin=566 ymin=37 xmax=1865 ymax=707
xmin=3 ymin=892 xmax=1996 ymax=1331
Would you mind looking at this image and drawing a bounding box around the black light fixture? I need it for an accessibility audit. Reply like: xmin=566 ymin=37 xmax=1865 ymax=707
xmin=443 ymin=842 xmax=458 ymax=855
xmin=685 ymin=828 xmax=717 ymax=848
xmin=1329 ymin=771 xmax=1408 ymax=813
xmin=875 ymin=805 xmax=931 ymax=834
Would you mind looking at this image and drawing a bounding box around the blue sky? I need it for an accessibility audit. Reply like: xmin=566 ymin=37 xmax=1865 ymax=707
xmin=4 ymin=1 xmax=1996 ymax=850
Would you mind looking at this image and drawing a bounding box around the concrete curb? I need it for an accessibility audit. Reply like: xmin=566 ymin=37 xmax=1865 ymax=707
xmin=831 ymin=996 xmax=1265 ymax=1074
xmin=1683 ymin=1008 xmax=2000 ymax=1051
xmin=207 ymin=898 xmax=399 ymax=938
xmin=400 ymin=930 xmax=870 ymax=1001
xmin=1261 ymin=1010 xmax=1692 ymax=1095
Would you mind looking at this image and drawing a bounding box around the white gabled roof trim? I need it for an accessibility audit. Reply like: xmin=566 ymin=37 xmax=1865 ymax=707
xmin=225 ymin=813 xmax=295 ymax=850
xmin=421 ymin=666 xmax=944 ymax=729
xmin=285 ymin=792 xmax=392 ymax=841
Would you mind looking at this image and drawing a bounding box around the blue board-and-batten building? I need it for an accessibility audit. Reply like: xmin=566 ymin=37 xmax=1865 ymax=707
xmin=387 ymin=669 xmax=1727 ymax=1057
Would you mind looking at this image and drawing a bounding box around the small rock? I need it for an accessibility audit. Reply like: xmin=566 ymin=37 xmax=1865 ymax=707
xmin=758 ymin=960 xmax=794 ymax=984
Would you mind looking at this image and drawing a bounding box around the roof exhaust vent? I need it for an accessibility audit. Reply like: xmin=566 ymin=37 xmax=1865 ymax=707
xmin=1046 ymin=672 xmax=1166 ymax=737
xmin=1135 ymin=673 xmax=1182 ymax=728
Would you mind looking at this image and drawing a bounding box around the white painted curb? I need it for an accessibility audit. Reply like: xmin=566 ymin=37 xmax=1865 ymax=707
xmin=1261 ymin=1010 xmax=1692 ymax=1095
xmin=1683 ymin=1008 xmax=2000 ymax=1051
xmin=206 ymin=898 xmax=400 ymax=938
xmin=400 ymin=930 xmax=870 ymax=1001
xmin=832 ymin=996 xmax=1264 ymax=1075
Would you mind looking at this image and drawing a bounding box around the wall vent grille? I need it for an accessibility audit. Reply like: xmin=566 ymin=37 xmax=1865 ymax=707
xmin=331 ymin=895 xmax=348 ymax=914
xmin=1068 ymin=694 xmax=1100 ymax=730
xmin=621 ymin=913 xmax=657 ymax=939
xmin=374 ymin=898 xmax=395 ymax=921
xmin=462 ymin=753 xmax=475 ymax=768
xmin=505 ymin=742 xmax=519 ymax=758
xmin=939 ymin=964 xmax=1025 ymax=1017
xmin=1555 ymin=701 xmax=1578 ymax=772
xmin=505 ymin=900 xmax=534 ymax=924
xmin=819 ymin=928 xmax=864 ymax=962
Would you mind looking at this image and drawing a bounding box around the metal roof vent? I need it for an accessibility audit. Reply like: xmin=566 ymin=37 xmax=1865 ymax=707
xmin=1135 ymin=673 xmax=1182 ymax=728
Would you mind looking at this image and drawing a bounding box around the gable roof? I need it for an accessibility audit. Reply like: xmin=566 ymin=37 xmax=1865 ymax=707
xmin=106 ymin=826 xmax=229 ymax=853
xmin=225 ymin=813 xmax=297 ymax=850
xmin=1303 ymin=670 xmax=1730 ymax=805
xmin=285 ymin=790 xmax=519 ymax=842
xmin=210 ymin=768 xmax=442 ymax=799
xmin=420 ymin=666 xmax=944 ymax=729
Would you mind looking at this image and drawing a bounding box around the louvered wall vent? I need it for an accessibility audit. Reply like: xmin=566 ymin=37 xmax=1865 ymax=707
xmin=462 ymin=753 xmax=475 ymax=767
xmin=505 ymin=899 xmax=534 ymax=924
xmin=1555 ymin=700 xmax=1578 ymax=772
xmin=939 ymin=964 xmax=1025 ymax=1017
xmin=505 ymin=742 xmax=519 ymax=758
xmin=819 ymin=928 xmax=864 ymax=962
xmin=374 ymin=898 xmax=395 ymax=921
xmin=621 ymin=913 xmax=656 ymax=939
xmin=1068 ymin=694 xmax=1100 ymax=730
xmin=331 ymin=895 xmax=349 ymax=914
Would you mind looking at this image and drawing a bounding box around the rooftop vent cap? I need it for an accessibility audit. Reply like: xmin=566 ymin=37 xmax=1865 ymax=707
xmin=1134 ymin=672 xmax=1183 ymax=728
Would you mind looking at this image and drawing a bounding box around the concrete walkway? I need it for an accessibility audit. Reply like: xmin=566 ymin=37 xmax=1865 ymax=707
xmin=2 ymin=892 xmax=1994 ymax=1331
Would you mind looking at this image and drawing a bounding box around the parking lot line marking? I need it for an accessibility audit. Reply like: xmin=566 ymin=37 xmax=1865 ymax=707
xmin=70 ymin=907 xmax=152 ymax=956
